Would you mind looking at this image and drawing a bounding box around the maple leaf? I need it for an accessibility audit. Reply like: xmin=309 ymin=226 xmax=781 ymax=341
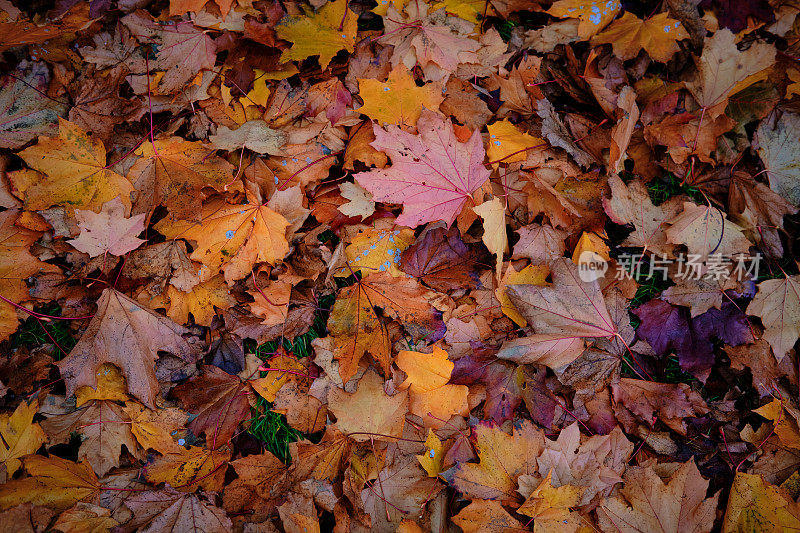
xmin=223 ymin=451 xmax=290 ymax=520
xmin=634 ymin=299 xmax=753 ymax=381
xmin=124 ymin=487 xmax=233 ymax=532
xmin=68 ymin=197 xmax=146 ymax=257
xmin=328 ymin=368 xmax=408 ymax=441
xmin=171 ymin=365 xmax=252 ymax=447
xmin=41 ymin=400 xmax=141 ymax=477
xmin=122 ymin=11 xmax=217 ymax=94
xmin=275 ymin=0 xmax=357 ymax=70
xmin=0 ymin=210 xmax=58 ymax=340
xmin=396 ymin=346 xmax=469 ymax=426
xmin=57 ymin=289 xmax=199 ymax=408
xmin=360 ymin=456 xmax=441 ymax=532
xmin=723 ymin=472 xmax=800 ymax=531
xmin=128 ymin=138 xmax=236 ymax=222
xmin=685 ymin=29 xmax=776 ymax=119
xmin=327 ymin=272 xmax=444 ymax=383
xmin=208 ymin=120 xmax=286 ymax=154
xmin=729 ymin=171 xmax=797 ymax=257
xmin=517 ymin=470 xmax=583 ymax=529
xmin=755 ymin=112 xmax=800 ymax=206
xmin=52 ymin=502 xmax=118 ymax=533
xmin=358 ymin=65 xmax=444 ymax=128
xmin=603 ymin=175 xmax=684 ymax=255
xmin=0 ymin=399 xmax=46 ymax=477
xmin=144 ymin=445 xmax=231 ymax=492
xmin=486 ymin=119 xmax=545 ymax=165
xmin=0 ymin=63 xmax=66 ymax=149
xmin=546 ymin=0 xmax=621 ymax=39
xmin=164 ymin=274 xmax=236 ymax=327
xmin=354 ymin=110 xmax=491 ymax=227
xmin=536 ymin=423 xmax=633 ymax=507
xmin=154 ymin=194 xmax=290 ymax=284
xmin=15 ymin=119 xmax=133 ymax=212
xmin=451 ymin=352 xmax=523 ymax=423
xmin=451 ymin=499 xmax=524 ymax=533
xmin=417 ymin=429 xmax=445 ymax=477
xmin=598 ymin=459 xmax=719 ymax=533
xmin=592 ymin=12 xmax=689 ymax=62
xmin=399 ymin=225 xmax=481 ymax=291
xmin=475 ymin=196 xmax=508 ymax=280
xmin=612 ymin=378 xmax=709 ymax=435
xmin=507 ymin=257 xmax=617 ymax=338
xmin=379 ymin=3 xmax=479 ymax=81
xmin=449 ymin=420 xmax=544 ymax=503
xmin=665 ymin=202 xmax=752 ymax=260
xmin=496 ymin=263 xmax=549 ymax=327
xmin=0 ymin=455 xmax=99 ymax=511
xmin=747 ymin=275 xmax=800 ymax=361
xmin=336 ymin=226 xmax=415 ymax=278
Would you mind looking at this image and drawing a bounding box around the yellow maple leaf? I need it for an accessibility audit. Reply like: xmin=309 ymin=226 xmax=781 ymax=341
xmin=474 ymin=197 xmax=508 ymax=280
xmin=358 ymin=65 xmax=444 ymax=128
xmin=496 ymin=263 xmax=549 ymax=327
xmin=547 ymin=0 xmax=621 ymax=40
xmin=75 ymin=363 xmax=129 ymax=407
xmin=518 ymin=470 xmax=583 ymax=521
xmin=592 ymin=11 xmax=689 ymax=62
xmin=16 ymin=119 xmax=133 ymax=212
xmin=417 ymin=429 xmax=445 ymax=477
xmin=276 ymin=0 xmax=357 ymax=69
xmin=165 ymin=274 xmax=236 ymax=327
xmin=486 ymin=119 xmax=545 ymax=166
xmin=724 ymin=472 xmax=800 ymax=531
xmin=144 ymin=445 xmax=231 ymax=492
xmin=250 ymin=354 xmax=308 ymax=402
xmin=0 ymin=455 xmax=99 ymax=511
xmin=335 ymin=226 xmax=415 ymax=278
xmin=0 ymin=399 xmax=46 ymax=476
xmin=396 ymin=346 xmax=469 ymax=426
xmin=154 ymin=195 xmax=290 ymax=284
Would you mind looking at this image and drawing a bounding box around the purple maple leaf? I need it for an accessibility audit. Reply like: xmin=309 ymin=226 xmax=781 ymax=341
xmin=634 ymin=298 xmax=753 ymax=382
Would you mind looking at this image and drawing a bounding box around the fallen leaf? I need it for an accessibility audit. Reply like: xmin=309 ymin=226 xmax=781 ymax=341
xmin=208 ymin=120 xmax=286 ymax=154
xmin=355 ymin=110 xmax=491 ymax=227
xmin=452 ymin=499 xmax=524 ymax=532
xmin=144 ymin=445 xmax=231 ymax=492
xmin=57 ymin=288 xmax=199 ymax=408
xmin=154 ymin=194 xmax=290 ymax=284
xmin=450 ymin=420 xmax=544 ymax=503
xmin=747 ymin=275 xmax=800 ymax=362
xmin=547 ymin=0 xmax=621 ymax=39
xmin=128 ymin=137 xmax=236 ymax=222
xmin=122 ymin=11 xmax=217 ymax=94
xmin=171 ymin=365 xmax=252 ymax=446
xmin=16 ymin=119 xmax=133 ymax=212
xmin=0 ymin=455 xmax=99 ymax=511
xmin=68 ymin=197 xmax=145 ymax=257
xmin=592 ymin=12 xmax=689 ymax=62
xmin=124 ymin=487 xmax=233 ymax=533
xmin=685 ymin=29 xmax=776 ymax=119
xmin=0 ymin=62 xmax=66 ymax=149
xmin=396 ymin=346 xmax=469 ymax=426
xmin=275 ymin=0 xmax=357 ymax=69
xmin=0 ymin=400 xmax=46 ymax=477
xmin=756 ymin=112 xmax=800 ymax=206
xmin=507 ymin=257 xmax=617 ymax=338
xmin=358 ymin=65 xmax=444 ymax=128
xmin=328 ymin=368 xmax=408 ymax=442
xmin=598 ymin=459 xmax=719 ymax=533
xmin=723 ymin=472 xmax=800 ymax=532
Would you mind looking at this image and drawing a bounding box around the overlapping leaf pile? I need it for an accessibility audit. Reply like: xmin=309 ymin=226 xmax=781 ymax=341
xmin=1 ymin=0 xmax=800 ymax=530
